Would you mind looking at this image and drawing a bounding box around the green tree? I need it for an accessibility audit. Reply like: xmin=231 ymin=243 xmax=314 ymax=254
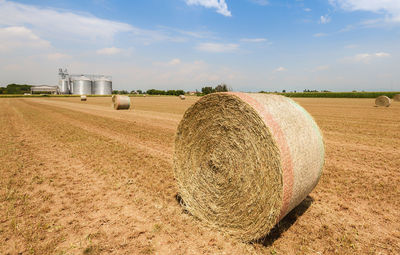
xmin=201 ymin=86 xmax=214 ymax=95
xmin=215 ymin=84 xmax=228 ymax=92
xmin=175 ymin=90 xmax=185 ymax=96
xmin=147 ymin=89 xmax=165 ymax=95
xmin=3 ymin=84 xmax=32 ymax=94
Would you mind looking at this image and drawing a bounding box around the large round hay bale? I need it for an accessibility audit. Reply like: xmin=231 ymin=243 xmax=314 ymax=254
xmin=80 ymin=95 xmax=87 ymax=101
xmin=112 ymin=95 xmax=130 ymax=110
xmin=393 ymin=94 xmax=400 ymax=102
xmin=174 ymin=92 xmax=325 ymax=241
xmin=179 ymin=95 xmax=186 ymax=100
xmin=375 ymin=96 xmax=391 ymax=107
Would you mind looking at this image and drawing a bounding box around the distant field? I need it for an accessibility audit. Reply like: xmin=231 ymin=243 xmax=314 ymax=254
xmin=269 ymin=91 xmax=400 ymax=98
xmin=0 ymin=96 xmax=399 ymax=254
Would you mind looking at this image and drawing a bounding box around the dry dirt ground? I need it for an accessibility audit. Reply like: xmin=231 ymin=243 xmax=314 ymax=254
xmin=0 ymin=96 xmax=399 ymax=255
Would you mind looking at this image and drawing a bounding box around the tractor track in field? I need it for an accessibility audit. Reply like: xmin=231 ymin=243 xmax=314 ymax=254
xmin=27 ymin=98 xmax=181 ymax=131
xmin=21 ymin=99 xmax=173 ymax=161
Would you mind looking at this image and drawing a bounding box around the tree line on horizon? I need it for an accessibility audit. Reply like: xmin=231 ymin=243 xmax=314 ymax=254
xmin=112 ymin=83 xmax=230 ymax=96
xmin=0 ymin=84 xmax=32 ymax=94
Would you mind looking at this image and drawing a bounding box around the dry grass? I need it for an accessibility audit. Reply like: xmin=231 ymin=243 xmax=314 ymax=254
xmin=0 ymin=96 xmax=399 ymax=254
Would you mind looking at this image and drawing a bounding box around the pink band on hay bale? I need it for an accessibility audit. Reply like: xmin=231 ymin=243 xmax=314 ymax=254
xmin=228 ymin=92 xmax=294 ymax=221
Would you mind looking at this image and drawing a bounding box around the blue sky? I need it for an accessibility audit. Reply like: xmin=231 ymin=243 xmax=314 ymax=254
xmin=0 ymin=0 xmax=399 ymax=92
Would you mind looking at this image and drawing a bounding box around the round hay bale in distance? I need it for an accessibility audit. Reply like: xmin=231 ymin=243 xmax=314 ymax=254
xmin=112 ymin=95 xmax=131 ymax=110
xmin=174 ymin=92 xmax=325 ymax=241
xmin=393 ymin=94 xmax=400 ymax=102
xmin=80 ymin=95 xmax=87 ymax=101
xmin=375 ymin=96 xmax=391 ymax=107
xmin=179 ymin=95 xmax=186 ymax=100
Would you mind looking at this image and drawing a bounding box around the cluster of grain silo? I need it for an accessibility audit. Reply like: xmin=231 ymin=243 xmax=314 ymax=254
xmin=58 ymin=68 xmax=112 ymax=95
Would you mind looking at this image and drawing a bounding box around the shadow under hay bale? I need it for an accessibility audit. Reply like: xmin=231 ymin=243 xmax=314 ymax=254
xmin=255 ymin=196 xmax=314 ymax=246
xmin=175 ymin=193 xmax=189 ymax=214
xmin=175 ymin=192 xmax=314 ymax=244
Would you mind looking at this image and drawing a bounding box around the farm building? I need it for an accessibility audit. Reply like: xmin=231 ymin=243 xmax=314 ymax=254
xmin=31 ymin=85 xmax=59 ymax=94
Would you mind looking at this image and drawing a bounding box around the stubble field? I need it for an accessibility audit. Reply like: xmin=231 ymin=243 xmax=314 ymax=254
xmin=0 ymin=96 xmax=399 ymax=254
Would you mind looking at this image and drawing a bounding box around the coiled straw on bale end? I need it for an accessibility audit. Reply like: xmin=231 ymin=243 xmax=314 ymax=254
xmin=375 ymin=96 xmax=391 ymax=107
xmin=180 ymin=95 xmax=186 ymax=100
xmin=174 ymin=92 xmax=325 ymax=241
xmin=112 ymin=95 xmax=131 ymax=110
xmin=80 ymin=95 xmax=87 ymax=101
xmin=393 ymin=94 xmax=400 ymax=102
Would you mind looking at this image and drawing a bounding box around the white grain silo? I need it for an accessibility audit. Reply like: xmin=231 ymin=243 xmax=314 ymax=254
xmin=72 ymin=75 xmax=92 ymax=95
xmin=93 ymin=76 xmax=112 ymax=95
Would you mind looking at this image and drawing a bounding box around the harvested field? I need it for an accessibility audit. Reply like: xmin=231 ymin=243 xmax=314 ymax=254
xmin=0 ymin=96 xmax=399 ymax=254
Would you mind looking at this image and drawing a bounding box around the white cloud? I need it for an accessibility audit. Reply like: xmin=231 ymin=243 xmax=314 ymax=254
xmin=314 ymin=65 xmax=330 ymax=71
xmin=338 ymin=24 xmax=356 ymax=32
xmin=0 ymin=0 xmax=195 ymax=48
xmin=304 ymin=8 xmax=312 ymax=12
xmin=0 ymin=26 xmax=50 ymax=52
xmin=0 ymin=0 xmax=132 ymax=42
xmin=329 ymin=0 xmax=400 ymax=22
xmin=240 ymin=38 xmax=268 ymax=43
xmin=313 ymin=33 xmax=328 ymax=37
xmin=354 ymin=53 xmax=372 ymax=61
xmin=131 ymin=59 xmax=240 ymax=90
xmin=347 ymin=52 xmax=391 ymax=63
xmin=158 ymin=26 xmax=216 ymax=39
xmin=185 ymin=0 xmax=231 ymax=17
xmin=96 ymin=47 xmax=122 ymax=55
xmin=168 ymin=58 xmax=181 ymax=65
xmin=249 ymin=0 xmax=269 ymax=6
xmin=152 ymin=58 xmax=182 ymax=67
xmin=196 ymin=42 xmax=239 ymax=52
xmin=320 ymin=14 xmax=331 ymax=24
xmin=344 ymin=44 xmax=358 ymax=48
xmin=274 ymin=67 xmax=287 ymax=72
xmin=375 ymin=52 xmax=390 ymax=57
xmin=47 ymin=52 xmax=70 ymax=60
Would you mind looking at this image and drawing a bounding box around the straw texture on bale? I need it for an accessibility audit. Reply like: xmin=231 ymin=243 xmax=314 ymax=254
xmin=80 ymin=95 xmax=87 ymax=101
xmin=112 ymin=95 xmax=131 ymax=110
xmin=180 ymin=95 xmax=186 ymax=100
xmin=174 ymin=92 xmax=325 ymax=241
xmin=393 ymin=94 xmax=400 ymax=102
xmin=375 ymin=96 xmax=391 ymax=107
